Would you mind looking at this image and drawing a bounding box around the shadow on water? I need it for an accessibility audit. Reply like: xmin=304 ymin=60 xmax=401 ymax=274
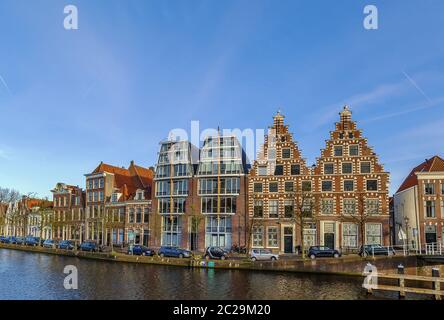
xmin=0 ymin=249 xmax=435 ymax=300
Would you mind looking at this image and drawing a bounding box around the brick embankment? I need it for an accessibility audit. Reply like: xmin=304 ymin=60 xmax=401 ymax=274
xmin=0 ymin=243 xmax=419 ymax=277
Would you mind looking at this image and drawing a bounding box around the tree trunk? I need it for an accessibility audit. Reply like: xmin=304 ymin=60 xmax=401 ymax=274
xmin=300 ymin=216 xmax=305 ymax=259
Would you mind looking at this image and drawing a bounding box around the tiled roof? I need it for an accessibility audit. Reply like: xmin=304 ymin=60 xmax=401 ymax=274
xmin=396 ymin=156 xmax=444 ymax=193
xmin=92 ymin=162 xmax=131 ymax=176
xmin=90 ymin=161 xmax=153 ymax=201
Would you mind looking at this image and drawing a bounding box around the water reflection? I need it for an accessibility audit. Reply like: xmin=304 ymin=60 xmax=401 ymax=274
xmin=0 ymin=249 xmax=437 ymax=300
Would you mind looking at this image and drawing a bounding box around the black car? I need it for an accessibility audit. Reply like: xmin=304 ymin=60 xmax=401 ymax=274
xmin=204 ymin=246 xmax=228 ymax=260
xmin=308 ymin=246 xmax=341 ymax=259
xmin=359 ymin=244 xmax=395 ymax=257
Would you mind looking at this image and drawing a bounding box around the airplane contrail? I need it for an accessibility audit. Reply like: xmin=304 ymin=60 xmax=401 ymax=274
xmin=402 ymin=70 xmax=433 ymax=104
xmin=0 ymin=74 xmax=12 ymax=95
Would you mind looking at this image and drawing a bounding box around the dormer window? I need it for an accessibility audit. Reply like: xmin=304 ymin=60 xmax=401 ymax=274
xmin=137 ymin=191 xmax=144 ymax=200
xmin=112 ymin=193 xmax=118 ymax=202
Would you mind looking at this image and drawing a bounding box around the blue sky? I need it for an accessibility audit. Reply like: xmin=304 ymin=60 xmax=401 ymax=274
xmin=0 ymin=0 xmax=443 ymax=198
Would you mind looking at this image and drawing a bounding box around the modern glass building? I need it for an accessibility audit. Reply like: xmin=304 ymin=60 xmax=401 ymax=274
xmin=196 ymin=134 xmax=247 ymax=250
xmin=154 ymin=140 xmax=197 ymax=247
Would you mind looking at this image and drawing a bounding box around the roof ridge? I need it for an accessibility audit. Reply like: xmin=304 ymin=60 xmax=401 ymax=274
xmin=132 ymin=164 xmax=147 ymax=189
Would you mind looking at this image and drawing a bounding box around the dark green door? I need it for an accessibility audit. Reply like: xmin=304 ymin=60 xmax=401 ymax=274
xmin=284 ymin=236 xmax=293 ymax=253
xmin=425 ymin=232 xmax=437 ymax=244
xmin=324 ymin=233 xmax=335 ymax=250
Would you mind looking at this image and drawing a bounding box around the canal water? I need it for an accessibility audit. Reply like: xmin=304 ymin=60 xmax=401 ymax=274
xmin=0 ymin=249 xmax=436 ymax=300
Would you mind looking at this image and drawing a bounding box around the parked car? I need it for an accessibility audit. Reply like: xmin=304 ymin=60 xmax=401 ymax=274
xmin=308 ymin=246 xmax=341 ymax=259
xmin=24 ymin=236 xmax=39 ymax=246
xmin=33 ymin=237 xmax=44 ymax=246
xmin=58 ymin=240 xmax=75 ymax=250
xmin=250 ymin=249 xmax=279 ymax=261
xmin=158 ymin=246 xmax=192 ymax=258
xmin=127 ymin=245 xmax=155 ymax=256
xmin=0 ymin=236 xmax=7 ymax=243
xmin=15 ymin=237 xmax=25 ymax=245
xmin=80 ymin=241 xmax=99 ymax=252
xmin=359 ymin=244 xmax=395 ymax=257
xmin=5 ymin=236 xmax=17 ymax=244
xmin=42 ymin=239 xmax=58 ymax=248
xmin=204 ymin=246 xmax=228 ymax=260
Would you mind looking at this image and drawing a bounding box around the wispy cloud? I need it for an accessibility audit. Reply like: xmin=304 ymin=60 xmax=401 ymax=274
xmin=362 ymin=95 xmax=444 ymax=123
xmin=310 ymin=80 xmax=407 ymax=129
xmin=0 ymin=148 xmax=12 ymax=160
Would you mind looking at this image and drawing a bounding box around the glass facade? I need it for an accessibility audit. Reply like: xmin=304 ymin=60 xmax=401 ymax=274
xmin=162 ymin=216 xmax=182 ymax=246
xmin=205 ymin=216 xmax=232 ymax=248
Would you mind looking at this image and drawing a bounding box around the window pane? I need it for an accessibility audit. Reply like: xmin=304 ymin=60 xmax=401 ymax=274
xmin=324 ymin=163 xmax=334 ymax=174
xmin=342 ymin=163 xmax=352 ymax=174
xmin=322 ymin=181 xmax=332 ymax=192
xmin=349 ymin=145 xmax=359 ymax=156
xmin=366 ymin=180 xmax=378 ymax=191
xmin=360 ymin=162 xmax=371 ymax=174
xmin=344 ymin=180 xmax=354 ymax=191
xmin=274 ymin=165 xmax=284 ymax=175
xmin=285 ymin=181 xmax=294 ymax=192
xmin=334 ymin=146 xmax=343 ymax=156
xmin=282 ymin=148 xmax=291 ymax=159
xmin=269 ymin=182 xmax=278 ymax=192
xmin=291 ymin=164 xmax=300 ymax=175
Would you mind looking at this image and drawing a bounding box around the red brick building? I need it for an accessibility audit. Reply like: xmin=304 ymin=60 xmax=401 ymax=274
xmin=313 ymin=106 xmax=390 ymax=251
xmin=248 ymin=108 xmax=390 ymax=253
xmin=248 ymin=111 xmax=312 ymax=253
xmin=85 ymin=161 xmax=153 ymax=245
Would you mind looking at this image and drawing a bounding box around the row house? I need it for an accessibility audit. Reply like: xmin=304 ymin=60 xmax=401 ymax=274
xmin=3 ymin=197 xmax=51 ymax=237
xmin=248 ymin=111 xmax=312 ymax=254
xmin=312 ymin=106 xmax=390 ymax=251
xmin=394 ymin=156 xmax=444 ymax=250
xmin=105 ymin=162 xmax=153 ymax=246
xmin=51 ymin=183 xmax=85 ymax=242
xmin=248 ymin=107 xmax=390 ymax=253
xmin=27 ymin=205 xmax=53 ymax=238
xmin=84 ymin=161 xmax=153 ymax=246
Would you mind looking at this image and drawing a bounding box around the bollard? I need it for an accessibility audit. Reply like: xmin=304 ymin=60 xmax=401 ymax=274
xmin=432 ymin=268 xmax=441 ymax=300
xmin=398 ymin=264 xmax=405 ymax=299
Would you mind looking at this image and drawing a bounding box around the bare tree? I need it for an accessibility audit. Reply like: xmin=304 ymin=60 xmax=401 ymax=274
xmin=246 ymin=198 xmax=265 ymax=256
xmin=342 ymin=191 xmax=372 ymax=252
xmin=289 ymin=183 xmax=318 ymax=259
xmin=0 ymin=187 xmax=21 ymax=204
xmin=188 ymin=204 xmax=203 ymax=252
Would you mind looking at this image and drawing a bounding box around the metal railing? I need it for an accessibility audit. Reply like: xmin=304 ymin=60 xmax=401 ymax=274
xmin=424 ymin=242 xmax=444 ymax=256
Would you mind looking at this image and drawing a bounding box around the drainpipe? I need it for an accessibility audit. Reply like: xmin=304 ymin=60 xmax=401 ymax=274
xmin=414 ymin=185 xmax=421 ymax=253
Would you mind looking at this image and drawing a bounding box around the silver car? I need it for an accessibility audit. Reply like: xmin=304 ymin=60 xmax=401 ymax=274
xmin=250 ymin=249 xmax=279 ymax=261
